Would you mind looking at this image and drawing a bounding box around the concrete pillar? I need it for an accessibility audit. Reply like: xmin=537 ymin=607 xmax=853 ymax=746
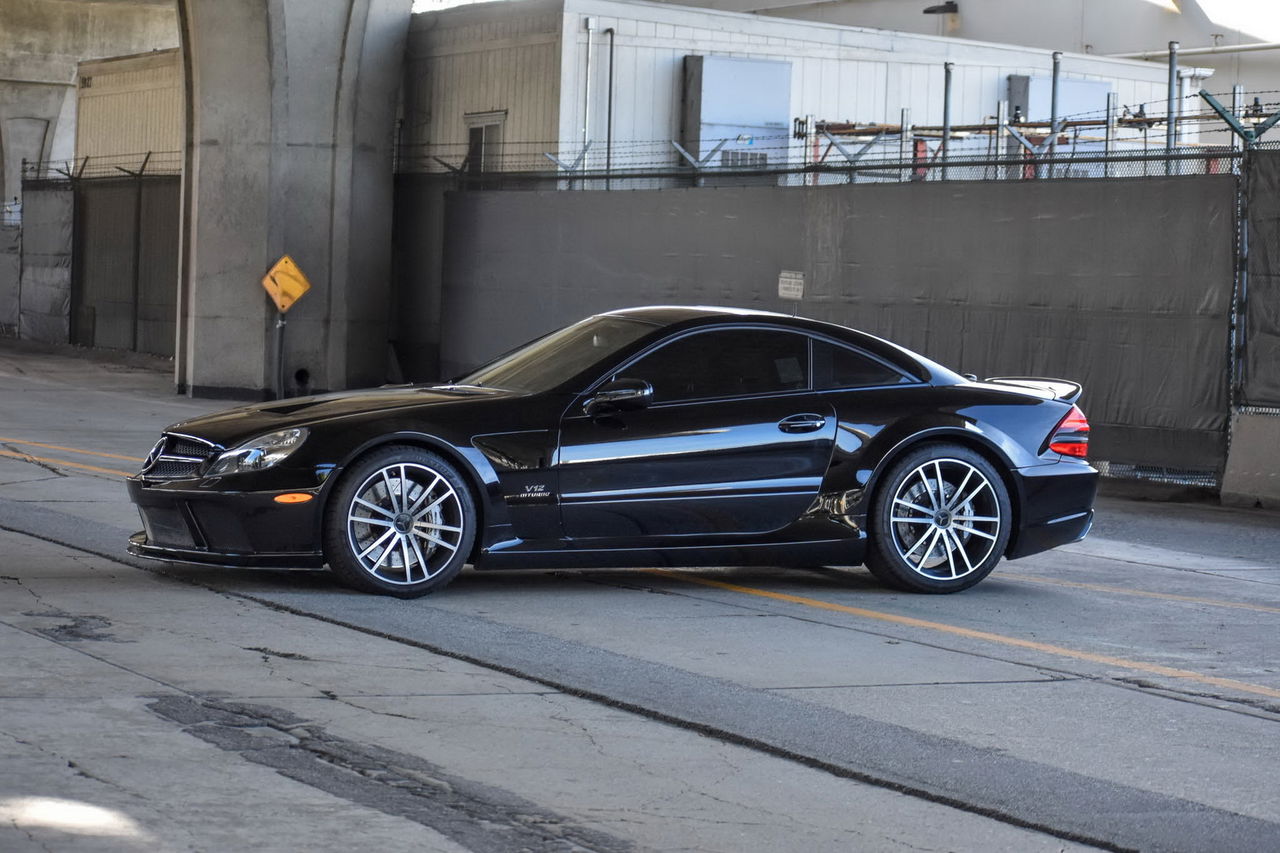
xmin=176 ymin=0 xmax=410 ymax=398
xmin=1221 ymin=413 xmax=1280 ymax=509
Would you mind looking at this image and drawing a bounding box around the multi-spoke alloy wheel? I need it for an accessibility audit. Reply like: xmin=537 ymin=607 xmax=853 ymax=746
xmin=324 ymin=446 xmax=475 ymax=597
xmin=866 ymin=444 xmax=1011 ymax=593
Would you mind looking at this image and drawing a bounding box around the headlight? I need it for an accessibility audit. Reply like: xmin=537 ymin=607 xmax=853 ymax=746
xmin=205 ymin=428 xmax=309 ymax=477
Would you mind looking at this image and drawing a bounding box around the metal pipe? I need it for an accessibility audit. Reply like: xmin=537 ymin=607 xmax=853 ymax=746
xmin=994 ymin=99 xmax=1007 ymax=181
xmin=582 ymin=18 xmax=594 ymax=153
xmin=1104 ymin=91 xmax=1116 ymax=178
xmin=899 ymin=107 xmax=911 ymax=182
xmin=1049 ymin=51 xmax=1062 ymax=174
xmin=1231 ymin=84 xmax=1244 ymax=152
xmin=941 ymin=62 xmax=953 ymax=180
xmin=130 ymin=151 xmax=152 ymax=353
xmin=1166 ymin=41 xmax=1179 ymax=155
xmin=605 ymin=28 xmax=615 ymax=183
xmin=1113 ymin=41 xmax=1280 ymax=59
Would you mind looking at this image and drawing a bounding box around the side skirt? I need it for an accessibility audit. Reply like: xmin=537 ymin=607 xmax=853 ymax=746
xmin=474 ymin=537 xmax=863 ymax=571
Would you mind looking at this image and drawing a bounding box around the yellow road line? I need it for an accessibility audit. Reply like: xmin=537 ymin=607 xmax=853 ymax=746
xmin=652 ymin=570 xmax=1280 ymax=701
xmin=0 ymin=448 xmax=135 ymax=478
xmin=0 ymin=436 xmax=145 ymax=463
xmin=1006 ymin=574 xmax=1280 ymax=615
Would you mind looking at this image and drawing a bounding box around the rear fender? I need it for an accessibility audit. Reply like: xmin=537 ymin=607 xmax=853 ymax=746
xmin=856 ymin=418 xmax=1027 ymax=527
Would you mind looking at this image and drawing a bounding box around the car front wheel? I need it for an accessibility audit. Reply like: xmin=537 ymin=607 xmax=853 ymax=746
xmin=865 ymin=443 xmax=1012 ymax=593
xmin=323 ymin=445 xmax=476 ymax=598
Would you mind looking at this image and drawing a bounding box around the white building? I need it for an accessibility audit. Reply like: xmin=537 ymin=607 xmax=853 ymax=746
xmin=691 ymin=0 xmax=1279 ymax=95
xmin=402 ymin=0 xmax=1215 ymax=177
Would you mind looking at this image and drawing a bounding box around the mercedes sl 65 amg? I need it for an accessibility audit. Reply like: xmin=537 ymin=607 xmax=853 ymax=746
xmin=127 ymin=306 xmax=1097 ymax=596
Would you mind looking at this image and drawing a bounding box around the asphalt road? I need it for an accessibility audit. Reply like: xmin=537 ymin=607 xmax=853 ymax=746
xmin=1 ymin=340 xmax=1278 ymax=852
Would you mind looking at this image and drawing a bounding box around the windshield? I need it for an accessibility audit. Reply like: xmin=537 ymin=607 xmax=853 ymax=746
xmin=455 ymin=315 xmax=659 ymax=393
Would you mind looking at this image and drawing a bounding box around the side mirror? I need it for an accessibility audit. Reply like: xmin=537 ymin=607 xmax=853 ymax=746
xmin=584 ymin=378 xmax=653 ymax=417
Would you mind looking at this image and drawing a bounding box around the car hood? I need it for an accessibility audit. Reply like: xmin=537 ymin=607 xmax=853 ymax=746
xmin=166 ymin=385 xmax=517 ymax=448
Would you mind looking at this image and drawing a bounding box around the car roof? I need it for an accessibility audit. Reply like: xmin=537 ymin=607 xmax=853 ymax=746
xmin=600 ymin=305 xmax=957 ymax=383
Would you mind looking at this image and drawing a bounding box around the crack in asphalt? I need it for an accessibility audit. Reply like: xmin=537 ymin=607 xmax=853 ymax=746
xmin=147 ymin=695 xmax=634 ymax=853
xmin=0 ymin=444 xmax=67 ymax=478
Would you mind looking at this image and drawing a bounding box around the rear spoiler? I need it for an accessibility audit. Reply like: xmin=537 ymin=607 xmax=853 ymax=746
xmin=984 ymin=376 xmax=1082 ymax=404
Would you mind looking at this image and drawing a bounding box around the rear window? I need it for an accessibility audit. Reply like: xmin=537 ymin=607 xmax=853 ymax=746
xmin=812 ymin=340 xmax=911 ymax=390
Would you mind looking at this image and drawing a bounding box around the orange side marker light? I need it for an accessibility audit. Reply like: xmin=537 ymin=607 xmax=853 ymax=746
xmin=274 ymin=493 xmax=314 ymax=504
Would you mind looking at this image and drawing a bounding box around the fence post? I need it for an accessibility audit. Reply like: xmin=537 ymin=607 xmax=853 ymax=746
xmin=1166 ymin=41 xmax=1179 ymax=176
xmin=1234 ymin=147 xmax=1250 ymax=405
xmin=899 ymin=108 xmax=911 ymax=183
xmin=1049 ymin=51 xmax=1061 ymax=177
xmin=130 ymin=152 xmax=151 ymax=353
xmin=1105 ymin=92 xmax=1116 ymax=178
xmin=941 ymin=63 xmax=953 ymax=181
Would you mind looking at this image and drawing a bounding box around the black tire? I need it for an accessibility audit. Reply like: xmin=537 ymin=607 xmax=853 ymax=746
xmin=865 ymin=443 xmax=1012 ymax=594
xmin=323 ymin=445 xmax=477 ymax=598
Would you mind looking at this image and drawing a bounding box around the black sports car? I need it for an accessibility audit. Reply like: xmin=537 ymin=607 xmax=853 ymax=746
xmin=127 ymin=306 xmax=1097 ymax=596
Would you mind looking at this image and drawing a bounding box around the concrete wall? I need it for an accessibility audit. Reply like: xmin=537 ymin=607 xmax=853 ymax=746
xmin=1222 ymin=414 xmax=1280 ymax=508
xmin=178 ymin=0 xmax=412 ymax=397
xmin=0 ymin=0 xmax=178 ymax=201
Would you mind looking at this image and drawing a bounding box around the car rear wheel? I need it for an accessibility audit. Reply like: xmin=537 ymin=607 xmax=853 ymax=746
xmin=865 ymin=443 xmax=1011 ymax=593
xmin=323 ymin=445 xmax=476 ymax=598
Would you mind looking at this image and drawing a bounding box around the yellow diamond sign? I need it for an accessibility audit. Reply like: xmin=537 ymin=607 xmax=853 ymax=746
xmin=262 ymin=254 xmax=311 ymax=314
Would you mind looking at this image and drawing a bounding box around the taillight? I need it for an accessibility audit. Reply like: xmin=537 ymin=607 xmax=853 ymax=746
xmin=1048 ymin=405 xmax=1090 ymax=458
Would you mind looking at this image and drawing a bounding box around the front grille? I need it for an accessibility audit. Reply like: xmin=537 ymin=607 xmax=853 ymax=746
xmin=139 ymin=432 xmax=219 ymax=481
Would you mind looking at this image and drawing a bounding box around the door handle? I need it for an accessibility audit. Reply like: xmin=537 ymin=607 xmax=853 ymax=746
xmin=778 ymin=413 xmax=827 ymax=434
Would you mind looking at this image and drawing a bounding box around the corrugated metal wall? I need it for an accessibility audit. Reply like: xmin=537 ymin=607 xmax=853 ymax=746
xmin=403 ymin=7 xmax=563 ymax=167
xmin=76 ymin=50 xmax=183 ymax=161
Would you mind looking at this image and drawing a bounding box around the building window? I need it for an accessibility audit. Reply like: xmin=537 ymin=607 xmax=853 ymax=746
xmin=464 ymin=110 xmax=506 ymax=174
xmin=721 ymin=150 xmax=768 ymax=169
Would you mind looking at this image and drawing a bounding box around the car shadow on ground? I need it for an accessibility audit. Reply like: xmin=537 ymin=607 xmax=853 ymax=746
xmin=150 ymin=561 xmax=939 ymax=601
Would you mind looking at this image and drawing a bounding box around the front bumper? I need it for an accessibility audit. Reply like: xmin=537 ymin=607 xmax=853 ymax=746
xmin=126 ymin=472 xmax=327 ymax=569
xmin=127 ymin=532 xmax=325 ymax=568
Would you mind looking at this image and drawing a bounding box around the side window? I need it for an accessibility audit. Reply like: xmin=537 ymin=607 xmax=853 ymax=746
xmin=812 ymin=339 xmax=911 ymax=390
xmin=622 ymin=329 xmax=809 ymax=403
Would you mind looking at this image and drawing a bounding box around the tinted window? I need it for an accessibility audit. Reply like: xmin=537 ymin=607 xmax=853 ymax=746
xmin=812 ymin=339 xmax=910 ymax=389
xmin=621 ymin=329 xmax=809 ymax=403
xmin=458 ymin=316 xmax=656 ymax=393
